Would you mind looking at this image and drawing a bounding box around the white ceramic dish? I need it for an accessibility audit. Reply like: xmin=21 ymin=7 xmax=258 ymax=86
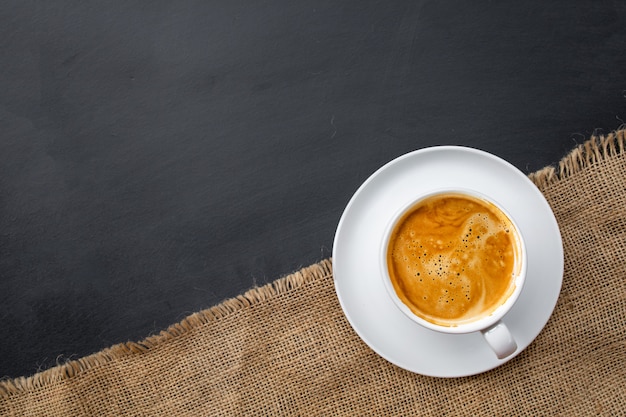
xmin=332 ymin=146 xmax=564 ymax=377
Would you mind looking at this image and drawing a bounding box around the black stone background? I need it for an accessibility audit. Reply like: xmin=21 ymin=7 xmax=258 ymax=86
xmin=1 ymin=0 xmax=625 ymax=378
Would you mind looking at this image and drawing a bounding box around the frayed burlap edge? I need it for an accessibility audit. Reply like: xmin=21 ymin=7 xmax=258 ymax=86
xmin=0 ymin=260 xmax=333 ymax=398
xmin=1 ymin=128 xmax=625 ymax=399
xmin=528 ymin=129 xmax=626 ymax=189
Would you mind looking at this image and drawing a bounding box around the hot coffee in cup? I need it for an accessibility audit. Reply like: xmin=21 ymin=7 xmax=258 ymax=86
xmin=381 ymin=189 xmax=527 ymax=359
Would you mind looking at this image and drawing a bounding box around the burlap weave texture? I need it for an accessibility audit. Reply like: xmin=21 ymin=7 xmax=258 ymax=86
xmin=1 ymin=132 xmax=625 ymax=416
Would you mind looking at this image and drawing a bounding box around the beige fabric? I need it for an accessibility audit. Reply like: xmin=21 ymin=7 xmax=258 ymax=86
xmin=2 ymin=132 xmax=625 ymax=416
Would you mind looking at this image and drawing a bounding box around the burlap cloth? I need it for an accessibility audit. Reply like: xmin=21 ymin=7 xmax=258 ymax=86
xmin=2 ymin=132 xmax=625 ymax=416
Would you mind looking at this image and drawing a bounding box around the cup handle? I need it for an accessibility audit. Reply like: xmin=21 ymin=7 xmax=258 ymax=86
xmin=481 ymin=321 xmax=517 ymax=359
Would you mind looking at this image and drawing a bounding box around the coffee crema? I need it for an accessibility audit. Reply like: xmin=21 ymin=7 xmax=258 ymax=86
xmin=386 ymin=193 xmax=522 ymax=327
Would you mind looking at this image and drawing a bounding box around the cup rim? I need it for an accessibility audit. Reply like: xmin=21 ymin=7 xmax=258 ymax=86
xmin=380 ymin=187 xmax=527 ymax=334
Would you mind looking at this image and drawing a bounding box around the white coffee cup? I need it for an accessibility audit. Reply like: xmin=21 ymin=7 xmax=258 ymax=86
xmin=380 ymin=188 xmax=527 ymax=359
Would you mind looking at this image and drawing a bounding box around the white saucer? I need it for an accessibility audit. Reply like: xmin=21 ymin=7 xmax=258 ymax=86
xmin=332 ymin=146 xmax=563 ymax=377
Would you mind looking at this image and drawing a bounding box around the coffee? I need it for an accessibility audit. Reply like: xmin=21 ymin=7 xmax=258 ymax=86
xmin=386 ymin=193 xmax=523 ymax=327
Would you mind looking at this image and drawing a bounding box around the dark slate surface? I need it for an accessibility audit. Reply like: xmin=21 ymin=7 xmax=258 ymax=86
xmin=1 ymin=0 xmax=625 ymax=378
